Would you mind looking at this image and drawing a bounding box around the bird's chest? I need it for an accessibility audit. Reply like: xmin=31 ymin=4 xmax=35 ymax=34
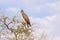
xmin=22 ymin=17 xmax=27 ymax=23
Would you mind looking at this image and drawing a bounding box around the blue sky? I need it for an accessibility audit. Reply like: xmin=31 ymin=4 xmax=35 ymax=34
xmin=0 ymin=0 xmax=60 ymax=40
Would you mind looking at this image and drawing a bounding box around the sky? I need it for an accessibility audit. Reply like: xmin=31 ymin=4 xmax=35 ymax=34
xmin=0 ymin=0 xmax=60 ymax=40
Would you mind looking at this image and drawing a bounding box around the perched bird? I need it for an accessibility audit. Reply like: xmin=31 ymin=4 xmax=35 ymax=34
xmin=21 ymin=10 xmax=31 ymax=27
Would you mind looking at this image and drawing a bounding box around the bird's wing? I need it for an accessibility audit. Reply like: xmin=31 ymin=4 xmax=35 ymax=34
xmin=22 ymin=12 xmax=30 ymax=25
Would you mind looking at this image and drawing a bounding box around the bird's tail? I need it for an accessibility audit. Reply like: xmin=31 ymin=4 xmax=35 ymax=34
xmin=29 ymin=24 xmax=31 ymax=27
xmin=27 ymin=24 xmax=31 ymax=28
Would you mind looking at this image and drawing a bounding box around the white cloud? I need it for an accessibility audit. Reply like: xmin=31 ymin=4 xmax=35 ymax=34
xmin=45 ymin=15 xmax=56 ymax=21
xmin=30 ymin=14 xmax=60 ymax=35
xmin=6 ymin=7 xmax=19 ymax=13
xmin=46 ymin=1 xmax=60 ymax=14
xmin=30 ymin=14 xmax=60 ymax=40
xmin=53 ymin=36 xmax=60 ymax=40
xmin=0 ymin=0 xmax=4 ymax=3
xmin=4 ymin=7 xmax=21 ymax=18
xmin=21 ymin=0 xmax=60 ymax=14
xmin=0 ymin=0 xmax=60 ymax=15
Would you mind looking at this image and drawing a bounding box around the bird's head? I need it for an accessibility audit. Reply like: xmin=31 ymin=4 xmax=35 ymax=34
xmin=21 ymin=10 xmax=24 ymax=13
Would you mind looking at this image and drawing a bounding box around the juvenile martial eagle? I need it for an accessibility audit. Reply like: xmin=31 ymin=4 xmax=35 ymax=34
xmin=21 ymin=10 xmax=31 ymax=27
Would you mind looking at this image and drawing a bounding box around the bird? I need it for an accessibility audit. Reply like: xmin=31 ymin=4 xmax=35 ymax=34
xmin=20 ymin=10 xmax=31 ymax=27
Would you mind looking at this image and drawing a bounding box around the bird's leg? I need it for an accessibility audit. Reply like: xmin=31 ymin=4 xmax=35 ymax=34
xmin=25 ymin=25 xmax=28 ymax=28
xmin=26 ymin=24 xmax=30 ymax=28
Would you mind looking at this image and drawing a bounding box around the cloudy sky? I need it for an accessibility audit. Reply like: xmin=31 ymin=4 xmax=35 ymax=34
xmin=0 ymin=0 xmax=60 ymax=40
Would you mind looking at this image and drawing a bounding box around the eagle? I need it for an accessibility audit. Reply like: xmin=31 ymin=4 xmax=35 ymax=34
xmin=21 ymin=10 xmax=31 ymax=27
